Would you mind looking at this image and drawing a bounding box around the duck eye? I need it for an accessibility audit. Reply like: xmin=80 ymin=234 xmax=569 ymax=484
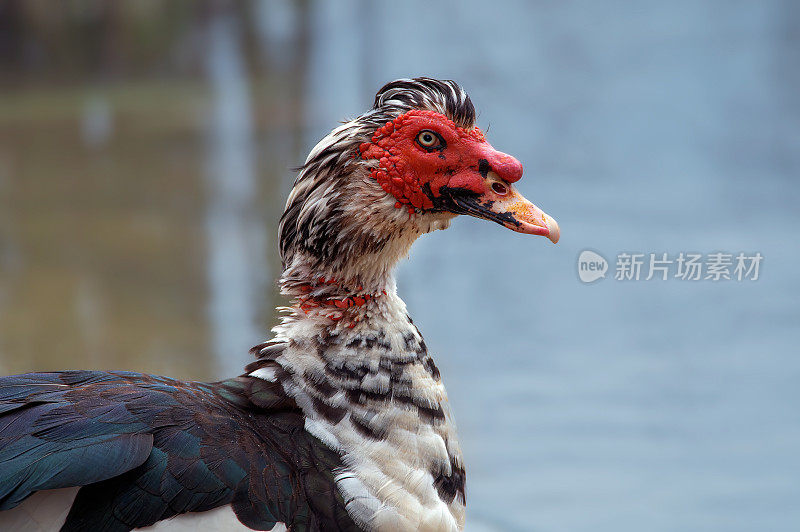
xmin=416 ymin=130 xmax=443 ymax=150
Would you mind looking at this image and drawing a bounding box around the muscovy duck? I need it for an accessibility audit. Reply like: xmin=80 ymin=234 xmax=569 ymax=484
xmin=0 ymin=78 xmax=559 ymax=531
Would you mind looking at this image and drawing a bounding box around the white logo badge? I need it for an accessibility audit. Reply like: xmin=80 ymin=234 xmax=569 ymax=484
xmin=577 ymin=250 xmax=608 ymax=283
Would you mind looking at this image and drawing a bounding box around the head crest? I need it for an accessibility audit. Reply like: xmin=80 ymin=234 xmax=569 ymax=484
xmin=373 ymin=78 xmax=475 ymax=129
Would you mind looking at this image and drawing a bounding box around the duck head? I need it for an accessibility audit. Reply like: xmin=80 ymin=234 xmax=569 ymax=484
xmin=357 ymin=108 xmax=559 ymax=243
xmin=279 ymin=78 xmax=559 ymax=294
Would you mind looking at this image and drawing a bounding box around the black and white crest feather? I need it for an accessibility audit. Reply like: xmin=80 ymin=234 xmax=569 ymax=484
xmin=373 ymin=78 xmax=475 ymax=129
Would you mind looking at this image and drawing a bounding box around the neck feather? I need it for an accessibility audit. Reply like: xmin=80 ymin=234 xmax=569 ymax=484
xmin=279 ymin=177 xmax=454 ymax=323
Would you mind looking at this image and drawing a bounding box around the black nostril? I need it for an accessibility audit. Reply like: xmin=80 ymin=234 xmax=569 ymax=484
xmin=491 ymin=182 xmax=508 ymax=195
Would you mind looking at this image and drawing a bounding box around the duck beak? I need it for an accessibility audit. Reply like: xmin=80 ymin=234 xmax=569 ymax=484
xmin=446 ymin=180 xmax=560 ymax=244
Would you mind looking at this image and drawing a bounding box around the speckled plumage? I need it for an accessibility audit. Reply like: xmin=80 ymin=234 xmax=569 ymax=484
xmin=247 ymin=290 xmax=466 ymax=531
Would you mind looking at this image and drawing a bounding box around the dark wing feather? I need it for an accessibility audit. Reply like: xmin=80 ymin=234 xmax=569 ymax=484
xmin=0 ymin=372 xmax=154 ymax=510
xmin=0 ymin=371 xmax=361 ymax=531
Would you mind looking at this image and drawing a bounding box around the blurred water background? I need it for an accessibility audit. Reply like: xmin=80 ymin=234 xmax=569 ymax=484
xmin=0 ymin=2 xmax=798 ymax=531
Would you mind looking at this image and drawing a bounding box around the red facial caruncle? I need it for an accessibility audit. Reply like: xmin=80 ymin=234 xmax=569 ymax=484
xmin=358 ymin=110 xmax=517 ymax=211
xmin=357 ymin=109 xmax=560 ymax=243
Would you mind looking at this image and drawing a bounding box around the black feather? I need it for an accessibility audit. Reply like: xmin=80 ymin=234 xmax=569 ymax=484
xmin=0 ymin=371 xmax=361 ymax=531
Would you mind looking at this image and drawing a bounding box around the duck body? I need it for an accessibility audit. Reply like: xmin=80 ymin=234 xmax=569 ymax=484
xmin=0 ymin=78 xmax=558 ymax=531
